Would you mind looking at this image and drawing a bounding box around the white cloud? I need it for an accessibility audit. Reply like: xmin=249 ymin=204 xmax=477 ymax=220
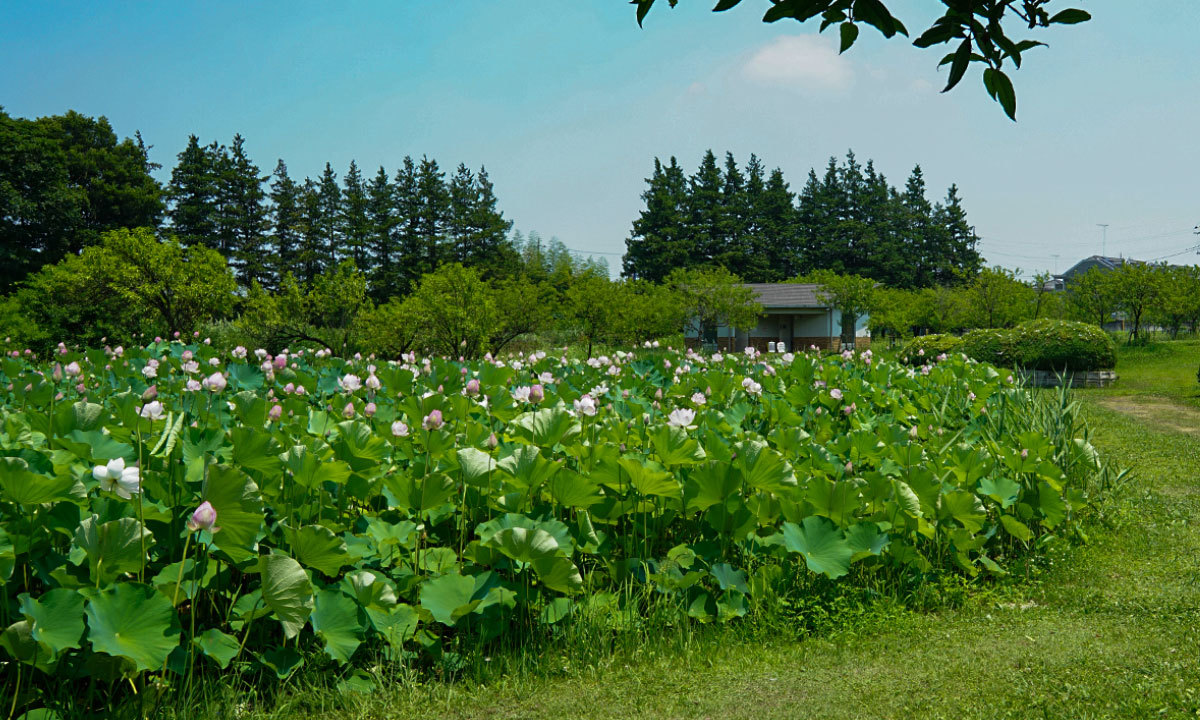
xmin=742 ymin=35 xmax=854 ymax=92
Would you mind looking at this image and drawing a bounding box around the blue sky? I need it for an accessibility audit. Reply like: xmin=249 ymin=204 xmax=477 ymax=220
xmin=3 ymin=0 xmax=1198 ymax=278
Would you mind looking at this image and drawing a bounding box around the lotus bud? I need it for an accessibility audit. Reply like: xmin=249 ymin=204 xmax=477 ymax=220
xmin=268 ymin=404 xmax=283 ymax=422
xmin=422 ymin=410 xmax=444 ymax=431
xmin=342 ymin=402 xmax=356 ymax=419
xmin=364 ymin=402 xmax=377 ymax=418
xmin=187 ymin=501 xmax=220 ymax=533
xmin=142 ymin=385 xmax=158 ymax=401
xmin=75 ymin=383 xmax=86 ymax=394
xmin=392 ymin=421 xmax=410 ymax=437
xmin=486 ymin=432 xmax=498 ymax=449
xmin=529 ymin=384 xmax=544 ymax=404
xmin=51 ymin=364 xmax=63 ymax=382
xmin=465 ymin=378 xmax=481 ymax=396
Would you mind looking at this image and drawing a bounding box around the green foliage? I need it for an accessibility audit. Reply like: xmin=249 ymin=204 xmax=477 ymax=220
xmin=1008 ymin=319 xmax=1116 ymax=371
xmin=625 ymin=150 xmax=982 ymax=289
xmin=898 ymin=333 xmax=962 ymax=363
xmin=0 ymin=109 xmax=163 ymax=290
xmin=0 ymin=329 xmax=1105 ymax=715
xmin=2 ymin=228 xmax=235 ymax=350
xmin=959 ymin=328 xmax=1012 ymax=367
xmin=669 ymin=266 xmax=761 ymax=341
xmin=796 ymin=269 xmax=876 ymax=345
xmin=405 ymin=263 xmax=496 ymax=358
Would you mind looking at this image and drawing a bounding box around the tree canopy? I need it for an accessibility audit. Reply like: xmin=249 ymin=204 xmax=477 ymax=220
xmin=632 ymin=0 xmax=1092 ymax=119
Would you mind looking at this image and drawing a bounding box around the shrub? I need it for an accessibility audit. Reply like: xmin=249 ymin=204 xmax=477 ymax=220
xmin=960 ymin=328 xmax=1013 ymax=368
xmin=1007 ymin=319 xmax=1116 ymax=372
xmin=898 ymin=333 xmax=962 ymax=364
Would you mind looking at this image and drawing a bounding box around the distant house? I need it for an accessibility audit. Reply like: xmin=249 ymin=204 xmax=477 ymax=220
xmin=1052 ymin=255 xmax=1141 ymax=289
xmin=684 ymin=283 xmax=870 ymax=353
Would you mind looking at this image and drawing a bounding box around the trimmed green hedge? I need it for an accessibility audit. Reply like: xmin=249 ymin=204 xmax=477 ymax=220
xmin=1008 ymin=319 xmax=1116 ymax=372
xmin=904 ymin=320 xmax=1116 ymax=372
xmin=960 ymin=328 xmax=1012 ymax=368
xmin=898 ymin=334 xmax=962 ymax=364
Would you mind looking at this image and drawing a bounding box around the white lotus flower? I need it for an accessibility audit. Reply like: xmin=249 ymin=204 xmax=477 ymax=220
xmin=92 ymin=457 xmax=141 ymax=499
xmin=139 ymin=401 xmax=165 ymax=420
xmin=667 ymin=407 xmax=696 ymax=428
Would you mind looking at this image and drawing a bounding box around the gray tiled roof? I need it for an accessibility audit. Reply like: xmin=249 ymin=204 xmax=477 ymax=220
xmin=744 ymin=283 xmax=827 ymax=309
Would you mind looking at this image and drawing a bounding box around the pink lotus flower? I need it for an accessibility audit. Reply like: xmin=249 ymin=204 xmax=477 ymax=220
xmin=422 ymin=410 xmax=444 ymax=431
xmin=391 ymin=420 xmax=410 ymax=437
xmin=187 ymin=501 xmax=220 ymax=533
xmin=342 ymin=402 xmax=356 ymax=419
xmin=268 ymin=404 xmax=283 ymax=421
xmin=201 ymin=372 xmax=227 ymax=392
xmin=829 ymin=388 xmax=843 ymax=400
xmin=529 ymin=384 xmax=544 ymax=404
xmin=364 ymin=402 xmax=377 ymax=417
xmin=139 ymin=401 xmax=165 ymax=420
xmin=464 ymin=378 xmax=481 ymax=396
xmin=573 ymin=395 xmax=597 ymax=416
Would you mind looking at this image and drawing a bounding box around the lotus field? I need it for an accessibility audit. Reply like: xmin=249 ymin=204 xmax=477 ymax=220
xmin=0 ymin=339 xmax=1104 ymax=702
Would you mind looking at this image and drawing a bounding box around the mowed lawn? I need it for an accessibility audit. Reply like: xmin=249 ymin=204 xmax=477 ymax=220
xmin=256 ymin=346 xmax=1200 ymax=720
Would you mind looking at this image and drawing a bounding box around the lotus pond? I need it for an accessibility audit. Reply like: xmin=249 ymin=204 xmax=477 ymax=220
xmin=0 ymin=340 xmax=1109 ymax=714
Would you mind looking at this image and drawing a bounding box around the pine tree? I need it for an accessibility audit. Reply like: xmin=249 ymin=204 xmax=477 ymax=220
xmin=224 ymin=134 xmax=270 ymax=286
xmin=934 ymin=184 xmax=982 ymax=283
xmin=315 ymin=163 xmax=341 ymax=268
xmin=296 ymin=178 xmax=324 ymax=285
xmin=268 ymin=159 xmax=302 ymax=289
xmin=687 ymin=150 xmax=724 ymax=265
xmin=463 ymin=167 xmax=517 ymax=277
xmin=716 ymin=152 xmax=751 ymax=277
xmin=393 ymin=156 xmax=423 ymax=291
xmin=412 ymin=156 xmax=450 ymax=284
xmin=901 ymin=165 xmax=935 ymax=287
xmin=758 ymin=166 xmax=795 ymax=281
xmin=623 ymin=157 xmax=691 ymax=282
xmin=167 ymin=135 xmax=220 ymax=247
xmin=341 ymin=160 xmax=371 ymax=271
xmin=366 ymin=165 xmax=399 ymax=301
xmin=447 ymin=163 xmax=476 ymax=264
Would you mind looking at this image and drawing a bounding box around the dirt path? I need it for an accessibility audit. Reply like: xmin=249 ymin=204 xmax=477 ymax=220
xmin=1096 ymin=395 xmax=1200 ymax=435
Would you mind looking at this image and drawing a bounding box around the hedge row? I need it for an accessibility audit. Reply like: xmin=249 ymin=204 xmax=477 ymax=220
xmin=900 ymin=320 xmax=1116 ymax=372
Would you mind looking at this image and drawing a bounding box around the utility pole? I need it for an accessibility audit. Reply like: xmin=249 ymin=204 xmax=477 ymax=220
xmin=1051 ymin=253 xmax=1060 ymax=274
xmin=1097 ymin=223 xmax=1109 ymax=256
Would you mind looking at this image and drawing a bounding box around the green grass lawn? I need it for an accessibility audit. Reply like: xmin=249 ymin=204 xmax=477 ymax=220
xmin=1104 ymin=338 xmax=1200 ymax=407
xmin=218 ymin=343 xmax=1200 ymax=720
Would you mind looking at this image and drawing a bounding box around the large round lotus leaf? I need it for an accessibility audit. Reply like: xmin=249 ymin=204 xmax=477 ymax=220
xmin=0 ymin=457 xmax=77 ymax=505
xmin=20 ymin=589 xmax=85 ymax=654
xmin=73 ymin=516 xmax=152 ymax=586
xmin=84 ymin=583 xmax=181 ymax=672
xmin=258 ymin=553 xmax=313 ymax=639
xmin=193 ymin=628 xmax=241 ymax=669
xmin=782 ymin=516 xmax=854 ymax=579
xmin=419 ymin=572 xmax=478 ymax=626
xmin=284 ymin=524 xmax=351 ymax=578
xmin=310 ymin=588 xmax=364 ymax=664
xmin=488 ymin=527 xmax=559 ymax=564
xmin=531 ymin=556 xmax=583 ymax=594
xmin=202 ymin=465 xmax=264 ymax=563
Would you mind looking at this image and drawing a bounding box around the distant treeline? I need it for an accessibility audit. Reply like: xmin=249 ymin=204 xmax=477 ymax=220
xmin=624 ymin=150 xmax=983 ymax=288
xmin=0 ymin=109 xmax=552 ymax=300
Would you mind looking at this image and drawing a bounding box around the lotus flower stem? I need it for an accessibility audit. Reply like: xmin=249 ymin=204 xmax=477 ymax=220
xmin=171 ymin=531 xmax=193 ymax=609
